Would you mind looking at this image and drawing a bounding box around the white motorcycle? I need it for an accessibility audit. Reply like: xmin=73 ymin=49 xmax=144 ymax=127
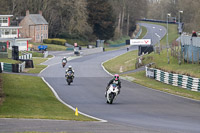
xmin=106 ymin=83 xmax=119 ymax=104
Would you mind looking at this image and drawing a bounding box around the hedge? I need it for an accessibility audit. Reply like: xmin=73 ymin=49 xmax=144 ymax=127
xmin=43 ymin=38 xmax=66 ymax=46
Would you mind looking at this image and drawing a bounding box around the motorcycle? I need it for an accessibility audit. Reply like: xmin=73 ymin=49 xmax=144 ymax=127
xmin=66 ymin=71 xmax=73 ymax=85
xmin=106 ymin=83 xmax=119 ymax=104
xmin=62 ymin=60 xmax=67 ymax=68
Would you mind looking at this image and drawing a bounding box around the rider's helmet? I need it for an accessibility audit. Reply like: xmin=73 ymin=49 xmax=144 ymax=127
xmin=114 ymin=74 xmax=119 ymax=81
xmin=63 ymin=57 xmax=66 ymax=59
xmin=68 ymin=65 xmax=72 ymax=70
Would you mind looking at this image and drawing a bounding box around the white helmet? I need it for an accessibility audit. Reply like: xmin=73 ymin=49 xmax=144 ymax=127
xmin=68 ymin=66 xmax=72 ymax=70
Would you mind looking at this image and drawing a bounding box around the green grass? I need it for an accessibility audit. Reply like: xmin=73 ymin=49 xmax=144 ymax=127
xmin=0 ymin=73 xmax=94 ymax=121
xmin=0 ymin=58 xmax=20 ymax=64
xmin=138 ymin=26 xmax=147 ymax=39
xmin=31 ymin=43 xmax=67 ymax=51
xmin=143 ymin=49 xmax=200 ymax=78
xmin=125 ymin=71 xmax=200 ymax=100
xmin=107 ymin=36 xmax=130 ymax=45
xmin=26 ymin=58 xmax=48 ymax=74
xmin=103 ymin=50 xmax=138 ymax=74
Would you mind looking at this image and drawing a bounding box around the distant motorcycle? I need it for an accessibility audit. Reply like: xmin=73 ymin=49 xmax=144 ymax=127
xmin=66 ymin=71 xmax=73 ymax=85
xmin=106 ymin=83 xmax=119 ymax=104
xmin=62 ymin=60 xmax=67 ymax=68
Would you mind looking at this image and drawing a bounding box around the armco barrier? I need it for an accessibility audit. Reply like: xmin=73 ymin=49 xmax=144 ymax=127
xmin=146 ymin=67 xmax=200 ymax=92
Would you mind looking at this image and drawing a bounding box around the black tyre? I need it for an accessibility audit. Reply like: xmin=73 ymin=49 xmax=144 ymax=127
xmin=109 ymin=93 xmax=114 ymax=104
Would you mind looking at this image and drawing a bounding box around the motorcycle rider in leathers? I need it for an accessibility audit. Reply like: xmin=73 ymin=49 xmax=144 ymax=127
xmin=105 ymin=74 xmax=121 ymax=97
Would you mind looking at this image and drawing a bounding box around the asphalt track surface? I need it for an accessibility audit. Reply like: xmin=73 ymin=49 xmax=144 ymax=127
xmin=1 ymin=23 xmax=200 ymax=133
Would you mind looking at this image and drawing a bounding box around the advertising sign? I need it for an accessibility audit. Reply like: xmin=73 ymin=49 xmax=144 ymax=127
xmin=130 ymin=39 xmax=151 ymax=45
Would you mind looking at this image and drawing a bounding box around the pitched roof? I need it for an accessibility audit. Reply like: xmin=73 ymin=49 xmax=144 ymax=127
xmin=28 ymin=14 xmax=48 ymax=25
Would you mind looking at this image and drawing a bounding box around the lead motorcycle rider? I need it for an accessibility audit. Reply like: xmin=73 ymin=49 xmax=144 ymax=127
xmin=65 ymin=66 xmax=75 ymax=81
xmin=105 ymin=74 xmax=121 ymax=97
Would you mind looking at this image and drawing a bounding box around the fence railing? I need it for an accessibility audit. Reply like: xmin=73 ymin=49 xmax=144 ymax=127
xmin=181 ymin=35 xmax=200 ymax=47
xmin=146 ymin=67 xmax=200 ymax=92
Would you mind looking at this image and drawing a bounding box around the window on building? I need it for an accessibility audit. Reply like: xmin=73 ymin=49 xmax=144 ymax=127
xmin=1 ymin=29 xmax=5 ymax=35
xmin=3 ymin=18 xmax=7 ymax=23
xmin=12 ymin=30 xmax=17 ymax=35
xmin=5 ymin=30 xmax=9 ymax=35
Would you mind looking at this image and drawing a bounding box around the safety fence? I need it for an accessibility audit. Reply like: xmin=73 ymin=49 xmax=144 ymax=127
xmin=146 ymin=67 xmax=200 ymax=92
xmin=19 ymin=53 xmax=32 ymax=59
xmin=0 ymin=61 xmax=26 ymax=73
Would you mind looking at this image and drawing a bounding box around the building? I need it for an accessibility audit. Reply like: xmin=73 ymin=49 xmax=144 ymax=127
xmin=0 ymin=15 xmax=20 ymax=38
xmin=0 ymin=15 xmax=31 ymax=52
xmin=19 ymin=10 xmax=48 ymax=43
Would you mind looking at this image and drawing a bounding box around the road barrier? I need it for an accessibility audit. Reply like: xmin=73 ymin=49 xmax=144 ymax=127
xmin=19 ymin=53 xmax=32 ymax=59
xmin=1 ymin=61 xmax=26 ymax=73
xmin=43 ymin=51 xmax=48 ymax=58
xmin=146 ymin=67 xmax=200 ymax=92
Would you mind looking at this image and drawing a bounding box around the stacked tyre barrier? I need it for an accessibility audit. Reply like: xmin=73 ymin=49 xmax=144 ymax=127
xmin=19 ymin=53 xmax=32 ymax=59
xmin=146 ymin=67 xmax=200 ymax=92
xmin=1 ymin=62 xmax=26 ymax=73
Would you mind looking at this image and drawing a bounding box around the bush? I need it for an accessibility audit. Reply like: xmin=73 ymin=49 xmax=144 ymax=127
xmin=43 ymin=39 xmax=52 ymax=44
xmin=43 ymin=38 xmax=66 ymax=46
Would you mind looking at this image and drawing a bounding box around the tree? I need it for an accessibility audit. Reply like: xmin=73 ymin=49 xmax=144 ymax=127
xmin=87 ymin=0 xmax=116 ymax=41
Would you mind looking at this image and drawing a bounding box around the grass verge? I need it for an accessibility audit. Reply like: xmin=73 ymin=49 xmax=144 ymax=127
xmin=124 ymin=71 xmax=200 ymax=100
xmin=103 ymin=50 xmax=138 ymax=74
xmin=26 ymin=58 xmax=48 ymax=74
xmin=0 ymin=73 xmax=94 ymax=121
xmin=107 ymin=36 xmax=130 ymax=45
xmin=0 ymin=58 xmax=20 ymax=64
xmin=138 ymin=26 xmax=147 ymax=39
xmin=31 ymin=42 xmax=67 ymax=51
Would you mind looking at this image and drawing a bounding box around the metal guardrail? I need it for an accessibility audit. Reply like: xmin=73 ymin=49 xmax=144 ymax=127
xmin=146 ymin=67 xmax=200 ymax=92
xmin=140 ymin=19 xmax=177 ymax=24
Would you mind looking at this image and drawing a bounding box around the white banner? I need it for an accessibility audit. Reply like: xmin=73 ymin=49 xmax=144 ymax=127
xmin=130 ymin=39 xmax=151 ymax=45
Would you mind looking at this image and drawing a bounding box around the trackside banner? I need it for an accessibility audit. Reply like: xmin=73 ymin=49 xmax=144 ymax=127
xmin=130 ymin=39 xmax=151 ymax=45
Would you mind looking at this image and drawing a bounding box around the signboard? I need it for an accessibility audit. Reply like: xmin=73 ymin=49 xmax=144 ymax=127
xmin=0 ymin=42 xmax=7 ymax=52
xmin=130 ymin=39 xmax=151 ymax=45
